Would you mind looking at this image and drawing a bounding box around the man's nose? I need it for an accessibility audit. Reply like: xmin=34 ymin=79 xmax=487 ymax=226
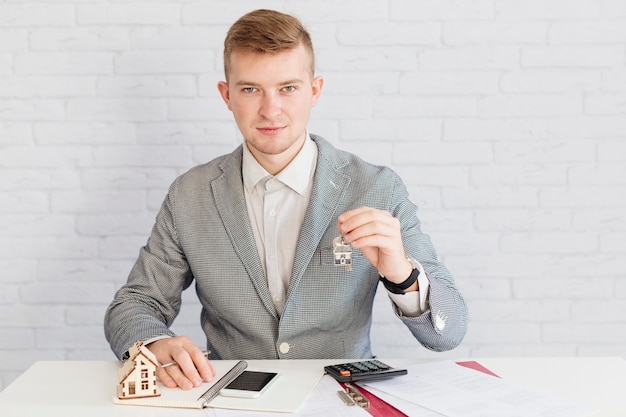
xmin=259 ymin=93 xmax=281 ymax=118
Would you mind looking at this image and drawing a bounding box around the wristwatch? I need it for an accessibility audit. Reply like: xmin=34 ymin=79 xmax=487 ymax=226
xmin=379 ymin=256 xmax=420 ymax=294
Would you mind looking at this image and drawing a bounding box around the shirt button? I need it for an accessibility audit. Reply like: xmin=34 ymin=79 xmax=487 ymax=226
xmin=279 ymin=342 xmax=290 ymax=354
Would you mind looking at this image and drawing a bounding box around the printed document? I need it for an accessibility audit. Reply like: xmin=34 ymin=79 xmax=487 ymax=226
xmin=363 ymin=360 xmax=597 ymax=417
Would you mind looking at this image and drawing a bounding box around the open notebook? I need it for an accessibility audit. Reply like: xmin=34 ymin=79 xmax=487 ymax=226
xmin=113 ymin=360 xmax=324 ymax=413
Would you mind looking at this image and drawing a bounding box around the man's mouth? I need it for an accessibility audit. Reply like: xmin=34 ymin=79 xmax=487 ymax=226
xmin=257 ymin=126 xmax=285 ymax=134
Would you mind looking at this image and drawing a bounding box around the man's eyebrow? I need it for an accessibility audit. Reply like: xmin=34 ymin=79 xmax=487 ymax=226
xmin=279 ymin=79 xmax=305 ymax=86
xmin=234 ymin=80 xmax=259 ymax=87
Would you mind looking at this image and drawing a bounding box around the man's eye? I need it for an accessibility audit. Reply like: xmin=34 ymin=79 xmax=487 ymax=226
xmin=243 ymin=87 xmax=256 ymax=93
xmin=283 ymin=86 xmax=296 ymax=92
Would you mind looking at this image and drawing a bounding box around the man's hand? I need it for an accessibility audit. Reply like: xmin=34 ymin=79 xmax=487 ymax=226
xmin=338 ymin=206 xmax=416 ymax=290
xmin=147 ymin=336 xmax=216 ymax=390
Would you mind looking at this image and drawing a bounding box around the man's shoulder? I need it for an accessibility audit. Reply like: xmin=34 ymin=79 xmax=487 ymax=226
xmin=170 ymin=146 xmax=242 ymax=190
xmin=311 ymin=134 xmax=397 ymax=179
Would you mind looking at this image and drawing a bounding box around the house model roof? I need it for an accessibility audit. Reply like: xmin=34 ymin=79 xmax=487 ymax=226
xmin=117 ymin=341 xmax=160 ymax=383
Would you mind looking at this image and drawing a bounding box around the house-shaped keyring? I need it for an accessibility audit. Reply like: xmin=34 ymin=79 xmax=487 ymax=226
xmin=116 ymin=341 xmax=161 ymax=399
xmin=333 ymin=236 xmax=352 ymax=271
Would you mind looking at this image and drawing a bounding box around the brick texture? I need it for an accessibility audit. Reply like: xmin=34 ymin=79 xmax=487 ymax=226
xmin=1 ymin=0 xmax=626 ymax=390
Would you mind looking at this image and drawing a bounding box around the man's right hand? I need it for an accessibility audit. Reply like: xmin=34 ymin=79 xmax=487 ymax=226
xmin=147 ymin=336 xmax=216 ymax=390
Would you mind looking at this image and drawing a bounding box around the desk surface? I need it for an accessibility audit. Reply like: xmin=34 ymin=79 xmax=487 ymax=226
xmin=0 ymin=357 xmax=625 ymax=417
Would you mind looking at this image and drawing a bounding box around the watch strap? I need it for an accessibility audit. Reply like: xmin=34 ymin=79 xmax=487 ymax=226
xmin=380 ymin=264 xmax=419 ymax=294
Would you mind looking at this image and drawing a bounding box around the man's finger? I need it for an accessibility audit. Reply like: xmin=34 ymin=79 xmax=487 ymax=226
xmin=155 ymin=364 xmax=179 ymax=389
xmin=163 ymin=362 xmax=195 ymax=390
xmin=190 ymin=349 xmax=215 ymax=383
xmin=170 ymin=349 xmax=203 ymax=389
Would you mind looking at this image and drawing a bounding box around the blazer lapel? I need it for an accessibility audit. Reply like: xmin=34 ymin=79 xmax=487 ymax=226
xmin=211 ymin=147 xmax=278 ymax=319
xmin=287 ymin=137 xmax=351 ymax=299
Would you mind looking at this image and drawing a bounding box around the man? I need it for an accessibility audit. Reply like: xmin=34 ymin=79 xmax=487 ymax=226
xmin=105 ymin=9 xmax=468 ymax=391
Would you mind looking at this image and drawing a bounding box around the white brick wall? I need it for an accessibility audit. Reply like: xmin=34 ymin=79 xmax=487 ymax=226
xmin=1 ymin=0 xmax=625 ymax=390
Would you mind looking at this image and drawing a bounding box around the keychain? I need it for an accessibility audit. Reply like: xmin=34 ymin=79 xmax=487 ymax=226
xmin=333 ymin=235 xmax=352 ymax=271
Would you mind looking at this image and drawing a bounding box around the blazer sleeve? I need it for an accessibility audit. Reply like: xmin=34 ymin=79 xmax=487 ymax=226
xmin=104 ymin=185 xmax=194 ymax=360
xmin=387 ymin=172 xmax=468 ymax=352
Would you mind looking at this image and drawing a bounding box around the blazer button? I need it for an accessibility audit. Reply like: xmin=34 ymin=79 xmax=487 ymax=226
xmin=279 ymin=342 xmax=290 ymax=354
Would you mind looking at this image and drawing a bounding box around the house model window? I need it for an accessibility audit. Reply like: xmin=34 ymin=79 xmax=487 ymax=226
xmin=116 ymin=341 xmax=161 ymax=400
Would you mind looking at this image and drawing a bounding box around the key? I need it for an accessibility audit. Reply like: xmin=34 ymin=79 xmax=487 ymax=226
xmin=333 ymin=235 xmax=352 ymax=271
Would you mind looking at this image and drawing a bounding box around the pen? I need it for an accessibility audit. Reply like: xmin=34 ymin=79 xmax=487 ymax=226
xmin=160 ymin=350 xmax=211 ymax=368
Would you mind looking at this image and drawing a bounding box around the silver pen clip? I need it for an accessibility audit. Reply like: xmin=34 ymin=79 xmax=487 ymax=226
xmin=160 ymin=350 xmax=211 ymax=368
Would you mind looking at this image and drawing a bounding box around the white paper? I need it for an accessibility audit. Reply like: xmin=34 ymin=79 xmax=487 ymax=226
xmin=364 ymin=361 xmax=597 ymax=417
xmin=205 ymin=375 xmax=370 ymax=417
xmin=361 ymin=384 xmax=446 ymax=416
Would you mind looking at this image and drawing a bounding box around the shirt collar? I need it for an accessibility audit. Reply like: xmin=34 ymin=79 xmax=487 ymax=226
xmin=242 ymin=131 xmax=317 ymax=197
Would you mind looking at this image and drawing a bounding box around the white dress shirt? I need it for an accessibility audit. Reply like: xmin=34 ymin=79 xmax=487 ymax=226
xmin=243 ymin=136 xmax=317 ymax=315
xmin=242 ymin=133 xmax=430 ymax=317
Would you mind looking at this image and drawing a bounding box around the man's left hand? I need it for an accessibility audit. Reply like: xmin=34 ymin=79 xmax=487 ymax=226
xmin=338 ymin=206 xmax=415 ymax=289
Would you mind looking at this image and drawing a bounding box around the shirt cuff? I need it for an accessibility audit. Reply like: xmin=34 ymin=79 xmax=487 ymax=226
xmin=385 ymin=260 xmax=430 ymax=317
xmin=121 ymin=335 xmax=172 ymax=360
xmin=142 ymin=334 xmax=173 ymax=346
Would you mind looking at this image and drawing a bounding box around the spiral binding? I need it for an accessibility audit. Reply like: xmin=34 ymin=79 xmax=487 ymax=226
xmin=197 ymin=360 xmax=248 ymax=407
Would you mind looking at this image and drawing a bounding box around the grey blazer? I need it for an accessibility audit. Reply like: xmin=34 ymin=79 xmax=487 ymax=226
xmin=105 ymin=135 xmax=468 ymax=360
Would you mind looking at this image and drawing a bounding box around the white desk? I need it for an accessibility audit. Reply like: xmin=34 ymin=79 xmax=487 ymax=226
xmin=0 ymin=357 xmax=624 ymax=417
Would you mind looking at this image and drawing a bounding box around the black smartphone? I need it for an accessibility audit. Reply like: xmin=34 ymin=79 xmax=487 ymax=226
xmin=219 ymin=370 xmax=279 ymax=398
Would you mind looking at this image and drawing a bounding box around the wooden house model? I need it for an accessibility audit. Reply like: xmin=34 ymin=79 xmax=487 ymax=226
xmin=116 ymin=341 xmax=161 ymax=399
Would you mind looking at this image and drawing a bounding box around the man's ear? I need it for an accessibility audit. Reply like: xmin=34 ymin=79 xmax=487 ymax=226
xmin=311 ymin=76 xmax=324 ymax=107
xmin=217 ymin=81 xmax=232 ymax=110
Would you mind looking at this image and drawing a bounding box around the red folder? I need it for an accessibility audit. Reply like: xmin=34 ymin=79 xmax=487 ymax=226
xmin=456 ymin=360 xmax=500 ymax=378
xmin=340 ymin=382 xmax=408 ymax=417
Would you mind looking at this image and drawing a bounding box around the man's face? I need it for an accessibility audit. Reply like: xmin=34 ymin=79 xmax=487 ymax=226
xmin=218 ymin=44 xmax=323 ymax=174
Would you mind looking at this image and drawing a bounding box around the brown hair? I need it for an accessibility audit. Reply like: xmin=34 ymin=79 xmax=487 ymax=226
xmin=223 ymin=9 xmax=315 ymax=79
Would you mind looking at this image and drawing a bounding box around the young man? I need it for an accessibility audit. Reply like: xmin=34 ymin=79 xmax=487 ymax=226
xmin=105 ymin=9 xmax=468 ymax=390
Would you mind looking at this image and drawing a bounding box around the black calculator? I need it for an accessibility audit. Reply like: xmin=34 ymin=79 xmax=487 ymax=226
xmin=324 ymin=359 xmax=407 ymax=383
